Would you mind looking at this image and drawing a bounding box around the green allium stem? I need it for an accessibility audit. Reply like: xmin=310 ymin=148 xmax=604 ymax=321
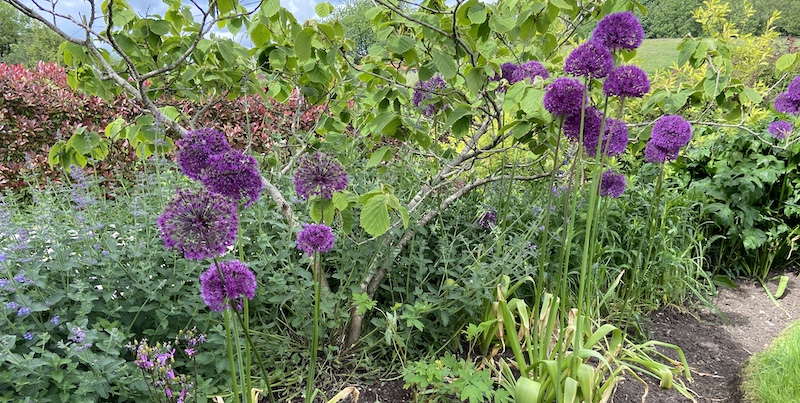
xmin=305 ymin=252 xmax=322 ymax=403
xmin=214 ymin=258 xmax=241 ymax=403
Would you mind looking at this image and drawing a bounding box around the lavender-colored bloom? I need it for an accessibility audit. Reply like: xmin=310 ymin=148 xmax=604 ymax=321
xmin=6 ymin=301 xmax=19 ymax=309
xmin=293 ymin=153 xmax=349 ymax=200
xmin=158 ymin=188 xmax=239 ymax=261
xmin=201 ymin=150 xmax=263 ymax=207
xmin=768 ymin=120 xmax=793 ymax=139
xmin=603 ymin=65 xmax=650 ymax=98
xmin=585 ymin=118 xmax=629 ymax=157
xmin=70 ymin=326 xmax=86 ymax=343
xmin=644 ymin=142 xmax=678 ymax=164
xmin=564 ymin=106 xmax=603 ymax=145
xmin=592 ymin=11 xmax=644 ymax=51
xmin=477 ymin=210 xmax=497 ymax=228
xmin=23 ymin=332 xmax=34 ymax=340
xmin=600 ymin=170 xmax=626 ymax=198
xmin=51 ymin=316 xmax=60 ymax=325
xmin=774 ymin=93 xmax=800 ymax=115
xmin=176 ymin=128 xmax=232 ymax=180
xmin=649 ymin=115 xmax=693 ymax=152
xmin=17 ymin=307 xmax=30 ymax=316
xmin=200 ymin=260 xmax=257 ymax=312
xmin=412 ymin=75 xmax=448 ymax=117
xmin=296 ymin=223 xmax=335 ymax=257
xmin=787 ymin=75 xmax=800 ymax=97
xmin=543 ymin=77 xmax=586 ymax=117
xmin=564 ymin=41 xmax=614 ymax=79
xmin=510 ymin=60 xmax=550 ymax=84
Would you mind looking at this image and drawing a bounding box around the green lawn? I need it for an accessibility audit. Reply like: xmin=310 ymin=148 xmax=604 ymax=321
xmin=741 ymin=321 xmax=800 ymax=402
xmin=633 ymin=38 xmax=683 ymax=73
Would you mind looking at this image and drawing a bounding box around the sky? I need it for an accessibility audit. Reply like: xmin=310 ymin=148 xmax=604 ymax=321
xmin=16 ymin=0 xmax=329 ymax=39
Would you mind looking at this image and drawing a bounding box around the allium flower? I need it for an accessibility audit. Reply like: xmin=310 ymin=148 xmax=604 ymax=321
xmin=201 ymin=150 xmax=263 ymax=207
xmin=592 ymin=11 xmax=645 ymax=51
xmin=564 ymin=41 xmax=614 ymax=79
xmin=477 ymin=210 xmax=497 ymax=229
xmin=543 ymin=77 xmax=586 ymax=117
xmin=585 ymin=118 xmax=629 ymax=157
xmin=649 ymin=115 xmax=693 ymax=152
xmin=774 ymin=93 xmax=800 ymax=115
xmin=768 ymin=120 xmax=793 ymax=139
xmin=296 ymin=223 xmax=335 ymax=257
xmin=176 ymin=128 xmax=232 ymax=180
xmin=603 ymin=65 xmax=650 ymax=98
xmin=200 ymin=260 xmax=257 ymax=312
xmin=510 ymin=60 xmax=550 ymax=84
xmin=787 ymin=75 xmax=800 ymax=96
xmin=644 ymin=142 xmax=678 ymax=164
xmin=293 ymin=153 xmax=348 ymax=200
xmin=158 ymin=188 xmax=238 ymax=261
xmin=564 ymin=106 xmax=603 ymax=145
xmin=412 ymin=75 xmax=448 ymax=116
xmin=600 ymin=170 xmax=626 ymax=198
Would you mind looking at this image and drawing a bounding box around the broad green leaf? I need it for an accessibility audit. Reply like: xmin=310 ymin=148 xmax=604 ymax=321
xmin=432 ymin=49 xmax=457 ymax=80
xmin=250 ymin=24 xmax=270 ymax=47
xmin=367 ymin=146 xmax=391 ymax=168
xmin=48 ymin=143 xmax=63 ymax=168
xmin=549 ymin=0 xmax=572 ymax=10
xmin=295 ymin=28 xmax=314 ymax=61
xmin=104 ymin=118 xmax=128 ymax=139
xmin=159 ymin=106 xmax=182 ymax=122
xmin=149 ymin=20 xmax=170 ymax=36
xmin=489 ymin=15 xmax=514 ymax=34
xmin=315 ymin=2 xmax=334 ymax=18
xmin=360 ymin=195 xmax=391 ymax=238
xmin=742 ymin=86 xmax=762 ymax=104
xmin=332 ymin=192 xmax=349 ymax=211
xmin=368 ymin=111 xmax=401 ymax=135
xmin=776 ymin=53 xmax=797 ymax=72
xmin=467 ymin=4 xmax=487 ymax=24
xmin=261 ymin=0 xmax=280 ymax=17
xmin=387 ymin=36 xmax=415 ymax=54
xmin=341 ymin=207 xmax=353 ymax=233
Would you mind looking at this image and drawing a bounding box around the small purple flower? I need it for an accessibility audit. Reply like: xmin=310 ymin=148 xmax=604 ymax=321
xmin=477 ymin=210 xmax=497 ymax=229
xmin=649 ymin=115 xmax=693 ymax=152
xmin=6 ymin=301 xmax=19 ymax=309
xmin=296 ymin=223 xmax=335 ymax=257
xmin=564 ymin=41 xmax=614 ymax=79
xmin=412 ymin=75 xmax=448 ymax=117
xmin=176 ymin=128 xmax=233 ymax=180
xmin=51 ymin=316 xmax=60 ymax=325
xmin=600 ymin=170 xmax=626 ymax=198
xmin=603 ymin=65 xmax=650 ymax=98
xmin=585 ymin=118 xmax=629 ymax=157
xmin=293 ymin=153 xmax=349 ymax=200
xmin=158 ymin=188 xmax=239 ymax=261
xmin=17 ymin=307 xmax=30 ymax=316
xmin=592 ymin=11 xmax=645 ymax=51
xmin=201 ymin=150 xmax=263 ymax=207
xmin=543 ymin=77 xmax=586 ymax=117
xmin=510 ymin=60 xmax=550 ymax=84
xmin=69 ymin=326 xmax=86 ymax=343
xmin=23 ymin=332 xmax=34 ymax=340
xmin=768 ymin=120 xmax=793 ymax=139
xmin=774 ymin=92 xmax=800 ymax=115
xmin=200 ymin=260 xmax=257 ymax=312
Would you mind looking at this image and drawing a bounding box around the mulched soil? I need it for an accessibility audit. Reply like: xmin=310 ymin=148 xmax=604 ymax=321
xmin=269 ymin=269 xmax=800 ymax=402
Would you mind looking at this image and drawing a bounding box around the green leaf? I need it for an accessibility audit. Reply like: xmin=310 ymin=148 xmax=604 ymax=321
xmin=549 ymin=0 xmax=572 ymax=10
xmin=387 ymin=35 xmax=415 ymax=54
xmin=323 ymin=200 xmax=335 ymax=225
xmin=159 ymin=106 xmax=182 ymax=122
xmin=742 ymin=86 xmax=762 ymax=104
xmin=489 ymin=15 xmax=515 ymax=34
xmin=332 ymin=191 xmax=349 ymax=211
xmin=443 ymin=107 xmax=473 ymax=138
xmin=432 ymin=49 xmax=457 ymax=80
xmin=367 ymin=146 xmax=391 ymax=168
xmin=341 ymin=207 xmax=353 ymax=233
xmin=295 ymin=28 xmax=314 ymax=61
xmin=776 ymin=53 xmax=797 ymax=73
xmin=148 ymin=20 xmax=171 ymax=36
xmin=368 ymin=111 xmax=401 ymax=135
xmin=261 ymin=0 xmax=280 ymax=17
xmin=315 ymin=2 xmax=334 ymax=18
xmin=467 ymin=4 xmax=487 ymax=24
xmin=360 ymin=195 xmax=391 ymax=238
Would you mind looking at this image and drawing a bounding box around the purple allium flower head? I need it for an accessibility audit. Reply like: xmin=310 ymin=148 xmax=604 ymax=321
xmin=592 ymin=11 xmax=644 ymax=51
xmin=543 ymin=77 xmax=586 ymax=117
xmin=600 ymin=170 xmax=626 ymax=198
xmin=787 ymin=75 xmax=800 ymax=96
xmin=412 ymin=75 xmax=448 ymax=117
xmin=774 ymin=93 xmax=800 ymax=115
xmin=510 ymin=60 xmax=550 ymax=84
xmin=477 ymin=210 xmax=497 ymax=229
xmin=585 ymin=118 xmax=629 ymax=157
xmin=649 ymin=115 xmax=693 ymax=152
xmin=158 ymin=188 xmax=238 ymax=261
xmin=644 ymin=142 xmax=677 ymax=164
xmin=176 ymin=128 xmax=232 ymax=180
xmin=201 ymin=150 xmax=263 ymax=207
xmin=293 ymin=153 xmax=348 ymax=200
xmin=603 ymin=65 xmax=650 ymax=98
xmin=564 ymin=41 xmax=614 ymax=79
xmin=500 ymin=62 xmax=518 ymax=81
xmin=768 ymin=120 xmax=793 ymax=139
xmin=564 ymin=106 xmax=603 ymax=145
xmin=296 ymin=223 xmax=335 ymax=257
xmin=200 ymin=260 xmax=257 ymax=312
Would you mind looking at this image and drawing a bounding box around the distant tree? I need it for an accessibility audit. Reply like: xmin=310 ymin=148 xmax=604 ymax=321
xmin=328 ymin=0 xmax=376 ymax=60
xmin=751 ymin=0 xmax=800 ymax=36
xmin=639 ymin=0 xmax=703 ymax=38
xmin=4 ymin=21 xmax=63 ymax=67
xmin=0 ymin=2 xmax=24 ymax=56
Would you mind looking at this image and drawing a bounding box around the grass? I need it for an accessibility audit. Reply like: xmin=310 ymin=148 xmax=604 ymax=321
xmin=633 ymin=38 xmax=683 ymax=73
xmin=741 ymin=320 xmax=800 ymax=402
